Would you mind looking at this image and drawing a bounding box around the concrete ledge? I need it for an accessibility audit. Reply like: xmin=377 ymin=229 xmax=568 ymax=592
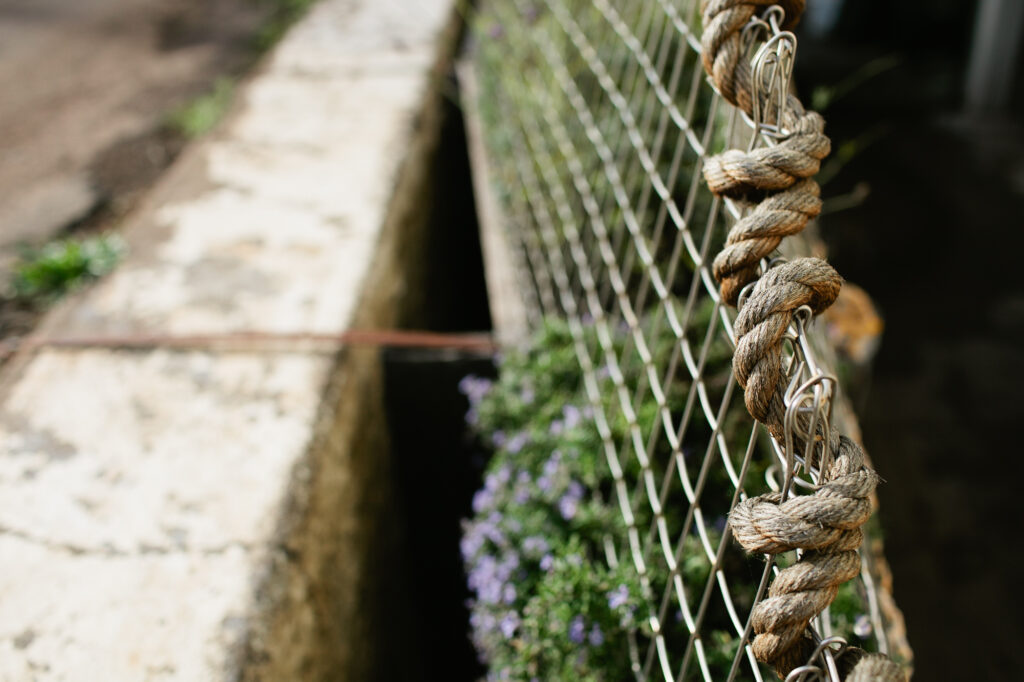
xmin=0 ymin=1 xmax=457 ymax=679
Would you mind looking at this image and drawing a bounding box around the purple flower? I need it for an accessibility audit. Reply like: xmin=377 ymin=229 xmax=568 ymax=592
xmin=468 ymin=556 xmax=502 ymax=603
xmin=568 ymin=615 xmax=586 ymax=644
xmin=458 ymin=375 xmax=492 ymax=404
xmin=522 ymin=536 xmax=549 ymax=556
xmin=499 ymin=611 xmax=520 ymax=637
xmin=514 ymin=487 xmax=530 ymax=504
xmin=483 ymin=467 xmax=510 ymax=495
xmin=472 ymin=489 xmax=493 ymax=514
xmin=549 ymin=419 xmax=564 ymax=435
xmin=607 ymin=585 xmax=630 ymax=610
xmin=501 ymin=552 xmax=520 ymax=574
xmin=542 ymin=452 xmax=562 ymax=478
xmin=470 ymin=610 xmax=496 ymax=634
xmin=588 ymin=624 xmax=604 ymax=646
xmin=492 ymin=430 xmax=507 ymax=447
xmin=566 ymin=480 xmax=584 ymax=500
xmin=468 ymin=551 xmax=520 ymax=605
xmin=476 ymin=516 xmax=504 ymax=545
xmin=558 ymin=495 xmax=578 ymax=520
xmin=563 ymin=405 xmax=582 ymax=430
xmin=559 ymin=480 xmax=584 ymax=518
xmin=461 ymin=532 xmax=482 ymax=560
xmin=520 ymin=386 xmax=536 ymax=404
xmin=540 ymin=554 xmax=554 ymax=571
xmin=506 ymin=432 xmax=529 ymax=454
xmin=503 ymin=584 xmax=517 ymax=604
xmin=537 ymin=475 xmax=552 ymax=493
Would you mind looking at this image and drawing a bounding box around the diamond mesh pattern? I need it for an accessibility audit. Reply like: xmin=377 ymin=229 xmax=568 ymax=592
xmin=468 ymin=1 xmax=891 ymax=679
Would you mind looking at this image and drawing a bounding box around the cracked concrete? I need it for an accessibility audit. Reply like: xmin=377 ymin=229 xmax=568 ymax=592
xmin=0 ymin=0 xmax=456 ymax=679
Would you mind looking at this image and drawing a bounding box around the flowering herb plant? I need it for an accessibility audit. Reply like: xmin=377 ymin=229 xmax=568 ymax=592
xmin=459 ymin=324 xmax=645 ymax=681
xmin=460 ymin=319 xmax=877 ymax=680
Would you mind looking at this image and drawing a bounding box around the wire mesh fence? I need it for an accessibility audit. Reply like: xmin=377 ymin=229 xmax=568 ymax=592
xmin=466 ymin=0 xmax=898 ymax=680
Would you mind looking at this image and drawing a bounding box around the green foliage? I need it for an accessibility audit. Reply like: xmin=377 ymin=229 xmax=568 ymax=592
xmin=461 ymin=322 xmax=646 ymax=680
xmin=517 ymin=546 xmax=643 ymax=680
xmin=461 ymin=319 xmax=755 ymax=680
xmin=167 ymin=78 xmax=235 ymax=139
xmin=10 ymin=234 xmax=125 ymax=302
xmin=252 ymin=0 xmax=318 ymax=52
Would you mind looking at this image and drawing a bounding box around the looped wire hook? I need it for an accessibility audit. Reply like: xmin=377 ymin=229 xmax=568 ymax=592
xmin=743 ymin=4 xmax=798 ymax=150
xmin=734 ymin=257 xmax=836 ymax=497
xmin=784 ymin=636 xmax=851 ymax=682
xmin=780 ymin=305 xmax=836 ymax=497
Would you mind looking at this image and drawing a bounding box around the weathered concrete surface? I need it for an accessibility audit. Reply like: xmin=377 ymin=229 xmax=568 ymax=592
xmin=457 ymin=61 xmax=532 ymax=347
xmin=0 ymin=0 xmax=456 ymax=679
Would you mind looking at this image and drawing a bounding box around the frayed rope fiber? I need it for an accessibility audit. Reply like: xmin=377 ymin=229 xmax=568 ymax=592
xmin=699 ymin=1 xmax=905 ymax=679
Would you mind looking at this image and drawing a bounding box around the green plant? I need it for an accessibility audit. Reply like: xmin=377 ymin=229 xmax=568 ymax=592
xmin=252 ymin=0 xmax=318 ymax=52
xmin=167 ymin=78 xmax=236 ymax=138
xmin=10 ymin=234 xmax=125 ymax=302
xmin=460 ymin=323 xmax=646 ymax=681
xmin=460 ymin=320 xmax=753 ymax=680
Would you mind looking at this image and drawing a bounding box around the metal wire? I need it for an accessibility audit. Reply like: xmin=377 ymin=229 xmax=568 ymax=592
xmin=471 ymin=1 xmax=889 ymax=679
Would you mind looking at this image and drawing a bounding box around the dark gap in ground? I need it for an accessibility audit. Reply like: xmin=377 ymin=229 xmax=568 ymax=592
xmin=381 ymin=74 xmax=493 ymax=682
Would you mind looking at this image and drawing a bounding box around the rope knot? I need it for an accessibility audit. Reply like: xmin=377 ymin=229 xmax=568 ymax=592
xmin=712 ymin=179 xmax=823 ymax=306
xmin=700 ymin=0 xmax=806 ymax=111
xmin=729 ymin=434 xmax=881 ymax=676
xmin=703 ymin=109 xmax=830 ymax=198
xmin=732 ymin=258 xmax=841 ymax=426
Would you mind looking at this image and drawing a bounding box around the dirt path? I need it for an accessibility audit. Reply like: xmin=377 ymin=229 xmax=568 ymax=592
xmin=0 ymin=0 xmax=267 ymax=253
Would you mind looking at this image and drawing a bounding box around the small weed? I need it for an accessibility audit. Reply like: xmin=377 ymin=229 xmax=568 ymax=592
xmin=10 ymin=234 xmax=126 ymax=303
xmin=166 ymin=78 xmax=235 ymax=139
xmin=252 ymin=0 xmax=318 ymax=53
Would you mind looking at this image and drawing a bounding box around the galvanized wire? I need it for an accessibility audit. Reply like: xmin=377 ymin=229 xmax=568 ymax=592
xmin=470 ymin=1 xmax=890 ymax=679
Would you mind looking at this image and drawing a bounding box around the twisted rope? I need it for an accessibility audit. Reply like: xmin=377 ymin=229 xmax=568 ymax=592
xmin=703 ymin=108 xmax=829 ymax=199
xmin=700 ymin=0 xmax=806 ymax=113
xmin=700 ymin=2 xmax=905 ymax=679
xmin=713 ymin=179 xmax=822 ymax=306
xmin=701 ymin=0 xmax=830 ymax=302
xmin=727 ymin=263 xmax=903 ymax=680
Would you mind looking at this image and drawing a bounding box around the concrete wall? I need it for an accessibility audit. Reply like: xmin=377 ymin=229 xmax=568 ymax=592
xmin=0 ymin=1 xmax=459 ymax=679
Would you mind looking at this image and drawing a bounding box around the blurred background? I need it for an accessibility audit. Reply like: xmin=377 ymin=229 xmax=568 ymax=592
xmin=796 ymin=1 xmax=1024 ymax=679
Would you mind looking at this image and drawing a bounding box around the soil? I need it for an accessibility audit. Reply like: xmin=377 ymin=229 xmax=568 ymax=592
xmin=0 ymin=0 xmax=275 ymax=340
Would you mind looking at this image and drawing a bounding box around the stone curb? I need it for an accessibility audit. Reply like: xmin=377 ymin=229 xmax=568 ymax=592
xmin=0 ymin=1 xmax=456 ymax=679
